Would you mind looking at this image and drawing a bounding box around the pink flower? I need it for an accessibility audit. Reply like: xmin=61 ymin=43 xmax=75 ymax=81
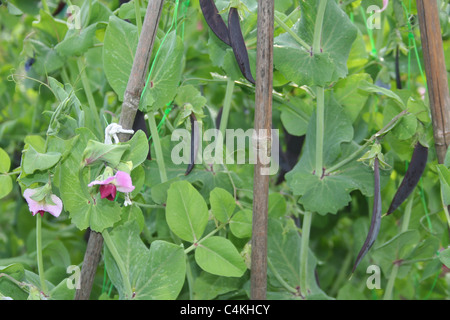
xmin=88 ymin=171 xmax=135 ymax=201
xmin=23 ymin=188 xmax=63 ymax=218
xmin=380 ymin=0 xmax=389 ymax=12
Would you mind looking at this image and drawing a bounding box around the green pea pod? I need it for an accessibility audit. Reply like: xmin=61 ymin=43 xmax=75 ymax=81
xmin=351 ymin=157 xmax=382 ymax=274
xmin=386 ymin=142 xmax=428 ymax=215
xmin=199 ymin=0 xmax=231 ymax=46
xmin=228 ymin=7 xmax=255 ymax=84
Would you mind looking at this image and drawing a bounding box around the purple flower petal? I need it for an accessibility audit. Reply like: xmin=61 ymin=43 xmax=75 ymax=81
xmin=43 ymin=194 xmax=63 ymax=218
xmin=88 ymin=175 xmax=115 ymax=187
xmin=381 ymin=0 xmax=388 ymax=12
xmin=23 ymin=188 xmax=63 ymax=218
xmin=114 ymin=171 xmax=135 ymax=193
xmin=100 ymin=184 xmax=117 ymax=201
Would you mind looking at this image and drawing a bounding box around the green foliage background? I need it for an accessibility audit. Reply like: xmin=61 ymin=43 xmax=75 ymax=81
xmin=0 ymin=0 xmax=450 ymax=300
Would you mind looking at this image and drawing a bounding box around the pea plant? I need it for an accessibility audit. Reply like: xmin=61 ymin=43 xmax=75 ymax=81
xmin=1 ymin=0 xmax=450 ymax=301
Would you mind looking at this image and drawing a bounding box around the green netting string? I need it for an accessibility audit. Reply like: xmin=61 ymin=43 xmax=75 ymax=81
xmin=139 ymin=0 xmax=191 ymax=143
xmin=141 ymin=0 xmax=181 ymax=102
xmin=360 ymin=6 xmax=378 ymax=58
xmin=402 ymin=0 xmax=427 ymax=90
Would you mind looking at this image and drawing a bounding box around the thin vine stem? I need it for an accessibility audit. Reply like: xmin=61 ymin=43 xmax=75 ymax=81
xmin=299 ymin=211 xmax=312 ymax=297
xmin=148 ymin=111 xmax=168 ymax=183
xmin=102 ymin=229 xmax=133 ymax=299
xmin=134 ymin=0 xmax=143 ymax=36
xmin=267 ymin=259 xmax=298 ymax=295
xmin=36 ymin=214 xmax=48 ymax=295
xmin=273 ymin=14 xmax=310 ymax=52
xmin=383 ymin=194 xmax=414 ymax=300
xmin=314 ymin=86 xmax=325 ymax=177
xmin=77 ymin=58 xmax=102 ymax=138
xmin=219 ymin=77 xmax=235 ymax=142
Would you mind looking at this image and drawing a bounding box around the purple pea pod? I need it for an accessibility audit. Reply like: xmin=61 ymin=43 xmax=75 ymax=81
xmin=386 ymin=142 xmax=428 ymax=216
xmin=228 ymin=7 xmax=255 ymax=84
xmin=351 ymin=157 xmax=382 ymax=274
xmin=199 ymin=0 xmax=231 ymax=46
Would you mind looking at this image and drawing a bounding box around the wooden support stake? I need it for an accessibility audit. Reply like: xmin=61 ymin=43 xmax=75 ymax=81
xmin=74 ymin=0 xmax=165 ymax=300
xmin=251 ymin=0 xmax=274 ymax=300
xmin=416 ymin=0 xmax=450 ymax=164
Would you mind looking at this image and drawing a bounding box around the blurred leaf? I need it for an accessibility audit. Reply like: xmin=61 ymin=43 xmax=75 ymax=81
xmin=195 ymin=236 xmax=247 ymax=277
xmin=166 ymin=180 xmax=209 ymax=242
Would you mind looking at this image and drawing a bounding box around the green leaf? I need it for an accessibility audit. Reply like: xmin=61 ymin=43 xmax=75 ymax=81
xmin=285 ymin=94 xmax=357 ymax=215
xmin=193 ymin=271 xmax=243 ymax=300
xmin=142 ymin=31 xmax=184 ymax=112
xmin=207 ymin=31 xmax=242 ymax=81
xmin=0 ymin=263 xmax=27 ymax=300
xmin=383 ymin=102 xmax=417 ymax=141
xmin=119 ymin=204 xmax=145 ymax=232
xmin=25 ymin=39 xmax=65 ymax=75
xmin=439 ymin=247 xmax=450 ymax=268
xmin=120 ymin=130 xmax=149 ymax=169
xmin=59 ymin=128 xmax=122 ymax=232
xmin=229 ymin=209 xmax=252 ymax=238
xmin=0 ymin=175 xmax=13 ymax=199
xmin=22 ymin=145 xmax=61 ymax=174
xmin=0 ymin=148 xmax=11 ymax=173
xmin=273 ymin=0 xmax=357 ymax=86
xmin=279 ymin=97 xmax=313 ymax=136
xmin=195 ymin=236 xmax=247 ymax=277
xmin=267 ymin=218 xmax=327 ymax=298
xmin=32 ymin=9 xmax=68 ymax=45
xmin=83 ymin=140 xmax=130 ymax=167
xmin=175 ymin=85 xmax=207 ymax=113
xmin=103 ymin=15 xmax=138 ymax=100
xmin=166 ymin=180 xmax=209 ymax=242
xmin=150 ymin=177 xmax=180 ymax=205
xmin=372 ymin=230 xmax=420 ymax=276
xmin=333 ymin=73 xmax=372 ymax=123
xmin=358 ymin=80 xmax=405 ymax=108
xmin=55 ymin=24 xmax=98 ymax=57
xmin=210 ymin=187 xmax=236 ymax=223
xmin=288 ymin=172 xmax=355 ymax=215
xmin=268 ymin=193 xmax=287 ymax=218
xmin=104 ymin=221 xmax=186 ymax=300
xmin=436 ymin=164 xmax=450 ymax=205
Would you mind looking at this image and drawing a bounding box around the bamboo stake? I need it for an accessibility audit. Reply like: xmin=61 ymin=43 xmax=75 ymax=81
xmin=74 ymin=0 xmax=165 ymax=300
xmin=416 ymin=0 xmax=450 ymax=164
xmin=251 ymin=0 xmax=274 ymax=300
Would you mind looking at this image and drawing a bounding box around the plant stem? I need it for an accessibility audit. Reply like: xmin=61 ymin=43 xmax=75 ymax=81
xmin=184 ymin=223 xmax=227 ymax=254
xmin=313 ymin=0 xmax=327 ymax=55
xmin=273 ymin=14 xmax=310 ymax=52
xmin=148 ymin=111 xmax=168 ymax=183
xmin=133 ymin=202 xmax=165 ymax=209
xmin=312 ymin=0 xmax=326 ymax=177
xmin=41 ymin=0 xmax=50 ymax=14
xmin=300 ymin=211 xmax=312 ymax=297
xmin=36 ymin=214 xmax=48 ymax=295
xmin=134 ymin=0 xmax=143 ymax=36
xmin=185 ymin=256 xmax=194 ymax=299
xmin=383 ymin=263 xmax=399 ymax=300
xmin=325 ymin=110 xmax=409 ymax=174
xmin=219 ymin=77 xmax=235 ymax=142
xmin=315 ymin=86 xmax=325 ymax=177
xmin=102 ymin=229 xmax=133 ymax=299
xmin=77 ymin=58 xmax=102 ymax=138
xmin=383 ymin=194 xmax=414 ymax=300
xmin=267 ymin=259 xmax=298 ymax=294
